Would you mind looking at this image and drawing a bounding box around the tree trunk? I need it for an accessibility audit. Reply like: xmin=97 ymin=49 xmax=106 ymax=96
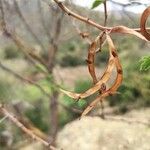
xmin=49 ymin=89 xmax=59 ymax=143
xmin=47 ymin=44 xmax=59 ymax=144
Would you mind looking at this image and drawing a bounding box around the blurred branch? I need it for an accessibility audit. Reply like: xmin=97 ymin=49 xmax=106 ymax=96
xmin=0 ymin=104 xmax=58 ymax=150
xmin=47 ymin=12 xmax=64 ymax=72
xmin=0 ymin=61 xmax=50 ymax=97
xmin=122 ymin=8 xmax=136 ymax=25
xmin=0 ymin=61 xmax=82 ymax=122
xmin=109 ymin=0 xmax=148 ymax=7
xmin=13 ymin=0 xmax=46 ymax=52
xmin=37 ymin=0 xmax=52 ymax=41
xmin=0 ymin=114 xmax=8 ymax=123
xmin=109 ymin=0 xmax=148 ymax=25
xmin=103 ymin=0 xmax=107 ymax=26
xmin=0 ymin=0 xmax=49 ymax=71
xmin=12 ymin=103 xmax=50 ymax=142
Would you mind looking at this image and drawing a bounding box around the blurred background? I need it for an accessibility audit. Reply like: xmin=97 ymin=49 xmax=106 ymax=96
xmin=0 ymin=0 xmax=150 ymax=149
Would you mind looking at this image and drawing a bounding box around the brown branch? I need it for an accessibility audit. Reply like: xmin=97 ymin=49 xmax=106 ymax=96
xmin=103 ymin=0 xmax=107 ymax=26
xmin=0 ymin=61 xmax=81 ymax=129
xmin=47 ymin=12 xmax=64 ymax=72
xmin=0 ymin=24 xmax=48 ymax=71
xmin=53 ymin=0 xmax=150 ymax=34
xmin=53 ymin=0 xmax=108 ymax=31
xmin=0 ymin=0 xmax=49 ymax=71
xmin=0 ymin=104 xmax=58 ymax=150
xmin=12 ymin=103 xmax=50 ymax=142
xmin=37 ymin=0 xmax=52 ymax=41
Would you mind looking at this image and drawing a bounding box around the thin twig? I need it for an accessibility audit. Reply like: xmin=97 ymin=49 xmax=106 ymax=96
xmin=0 ymin=114 xmax=8 ymax=123
xmin=103 ymin=0 xmax=107 ymax=26
xmin=37 ymin=0 xmax=52 ymax=41
xmin=0 ymin=0 xmax=49 ymax=71
xmin=0 ymin=104 xmax=58 ymax=150
xmin=53 ymin=0 xmax=108 ymax=31
xmin=13 ymin=0 xmax=46 ymax=52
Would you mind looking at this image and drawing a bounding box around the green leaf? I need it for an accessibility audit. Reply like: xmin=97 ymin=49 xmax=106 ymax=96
xmin=91 ymin=0 xmax=105 ymax=9
xmin=139 ymin=55 xmax=150 ymax=71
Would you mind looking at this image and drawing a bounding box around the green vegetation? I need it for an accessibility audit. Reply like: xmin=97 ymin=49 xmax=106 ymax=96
xmin=0 ymin=4 xmax=149 ymax=149
xmin=59 ymin=54 xmax=84 ymax=67
xmin=139 ymin=55 xmax=150 ymax=71
xmin=91 ymin=0 xmax=105 ymax=9
xmin=3 ymin=45 xmax=22 ymax=59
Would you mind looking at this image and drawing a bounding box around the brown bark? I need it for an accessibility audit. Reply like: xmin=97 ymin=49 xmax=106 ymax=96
xmin=47 ymin=11 xmax=63 ymax=143
xmin=49 ymin=89 xmax=59 ymax=144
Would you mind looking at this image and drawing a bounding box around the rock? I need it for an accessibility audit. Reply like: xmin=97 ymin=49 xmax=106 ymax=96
xmin=56 ymin=116 xmax=150 ymax=150
xmin=20 ymin=142 xmax=43 ymax=150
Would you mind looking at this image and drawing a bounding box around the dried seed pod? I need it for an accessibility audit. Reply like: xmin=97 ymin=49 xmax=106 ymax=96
xmin=87 ymin=41 xmax=97 ymax=84
xmin=81 ymin=34 xmax=123 ymax=117
xmin=140 ymin=6 xmax=150 ymax=41
xmin=60 ymin=50 xmax=115 ymax=99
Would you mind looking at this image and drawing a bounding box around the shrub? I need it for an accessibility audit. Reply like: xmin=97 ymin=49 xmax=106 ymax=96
xmin=0 ymin=79 xmax=12 ymax=102
xmin=3 ymin=45 xmax=21 ymax=59
xmin=59 ymin=54 xmax=85 ymax=67
xmin=25 ymin=99 xmax=49 ymax=132
xmin=108 ymin=70 xmax=150 ymax=109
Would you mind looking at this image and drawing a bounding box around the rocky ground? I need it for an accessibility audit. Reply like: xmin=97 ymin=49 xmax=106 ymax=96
xmin=20 ymin=109 xmax=150 ymax=150
xmin=56 ymin=109 xmax=150 ymax=150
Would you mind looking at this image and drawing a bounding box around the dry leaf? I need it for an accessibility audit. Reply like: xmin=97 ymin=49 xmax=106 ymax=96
xmin=111 ymin=26 xmax=148 ymax=41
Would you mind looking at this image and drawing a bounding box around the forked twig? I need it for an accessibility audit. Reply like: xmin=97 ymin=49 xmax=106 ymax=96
xmin=13 ymin=0 xmax=46 ymax=52
xmin=0 ymin=61 xmax=50 ymax=97
xmin=0 ymin=0 xmax=48 ymax=71
xmin=53 ymin=0 xmax=150 ymax=40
